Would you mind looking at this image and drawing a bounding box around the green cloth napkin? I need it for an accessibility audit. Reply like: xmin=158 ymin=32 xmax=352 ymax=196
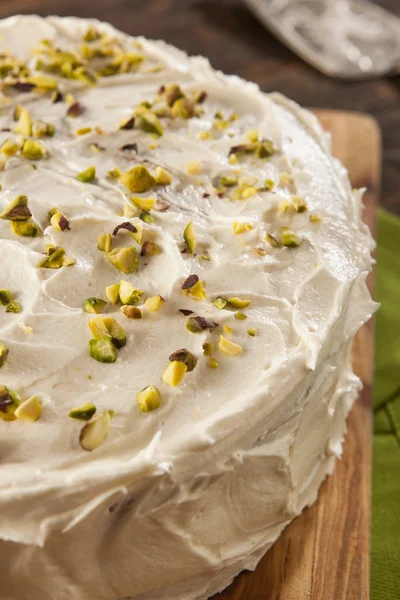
xmin=371 ymin=208 xmax=400 ymax=600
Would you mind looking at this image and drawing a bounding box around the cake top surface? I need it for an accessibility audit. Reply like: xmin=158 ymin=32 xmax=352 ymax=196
xmin=0 ymin=15 xmax=375 ymax=543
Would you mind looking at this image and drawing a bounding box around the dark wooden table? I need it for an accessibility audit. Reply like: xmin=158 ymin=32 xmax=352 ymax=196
xmin=0 ymin=0 xmax=398 ymax=215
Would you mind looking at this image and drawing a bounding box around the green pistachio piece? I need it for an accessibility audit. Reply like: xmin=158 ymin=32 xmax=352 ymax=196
xmin=186 ymin=316 xmax=219 ymax=334
xmin=119 ymin=115 xmax=135 ymax=130
xmin=88 ymin=315 xmax=109 ymax=338
xmin=168 ymin=348 xmax=197 ymax=372
xmin=140 ymin=241 xmax=161 ymax=256
xmin=73 ymin=66 xmax=97 ymax=85
xmin=220 ymin=176 xmax=237 ymax=187
xmin=84 ymin=298 xmax=107 ymax=314
xmin=77 ymin=166 xmax=96 ymax=183
xmin=21 ymin=139 xmax=46 ymax=160
xmin=202 ymin=342 xmax=212 ymax=356
xmin=97 ymin=233 xmax=112 ymax=253
xmin=218 ymin=335 xmax=242 ymax=356
xmin=6 ymin=301 xmax=21 ymax=313
xmin=120 ymin=166 xmax=156 ymax=193
xmin=102 ymin=317 xmax=127 ymax=348
xmin=183 ymin=221 xmax=196 ymax=253
xmin=118 ymin=280 xmax=143 ymax=305
xmin=163 ymin=83 xmax=185 ymax=107
xmin=50 ymin=212 xmax=70 ymax=232
xmin=161 ymin=360 xmax=187 ymax=386
xmin=309 ymin=214 xmax=321 ymax=223
xmin=108 ymin=167 xmax=121 ymax=179
xmin=0 ymin=385 xmax=20 ymax=421
xmin=48 ymin=207 xmax=60 ymax=218
xmin=170 ymin=97 xmax=194 ymax=119
xmin=181 ymin=274 xmax=206 ymax=300
xmin=291 ymin=195 xmax=308 ymax=213
xmin=256 ymin=140 xmax=275 ymax=158
xmin=226 ymin=297 xmax=251 ymax=309
xmin=140 ymin=211 xmax=153 ymax=224
xmin=83 ymin=26 xmax=101 ymax=42
xmin=11 ymin=221 xmax=40 ymax=237
xmin=89 ymin=337 xmax=117 ymax=363
xmin=105 ymin=283 xmax=120 ymax=305
xmin=68 ymin=402 xmax=97 ymax=421
xmin=0 ymin=289 xmax=13 ymax=305
xmin=137 ymin=385 xmax=161 ymax=413
xmin=266 ymin=233 xmax=280 ymax=248
xmin=264 ymin=179 xmax=274 ymax=191
xmin=37 ymin=247 xmax=65 ymax=269
xmin=137 ymin=110 xmax=163 ymax=137
xmin=154 ymin=166 xmax=172 ymax=186
xmin=0 ymin=343 xmax=9 ymax=368
xmin=25 ymin=74 xmax=58 ymax=91
xmin=234 ymin=311 xmax=248 ymax=320
xmin=213 ymin=297 xmax=227 ymax=310
xmin=14 ymin=108 xmax=32 ymax=136
xmin=247 ymin=328 xmax=258 ymax=336
xmin=32 ymin=120 xmax=55 ymax=138
xmin=79 ymin=410 xmax=112 ymax=451
xmin=131 ymin=196 xmax=157 ymax=211
xmin=145 ymin=295 xmax=164 ymax=311
xmin=121 ymin=305 xmax=142 ymax=319
xmin=106 ymin=247 xmax=138 ymax=274
xmin=1 ymin=139 xmax=19 ymax=157
xmin=208 ymin=356 xmax=220 ymax=369
xmin=14 ymin=396 xmax=42 ymax=422
xmin=282 ymin=229 xmax=302 ymax=248
xmin=0 ymin=195 xmax=31 ymax=221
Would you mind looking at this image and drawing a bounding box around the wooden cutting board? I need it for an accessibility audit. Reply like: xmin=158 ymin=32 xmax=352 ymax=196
xmin=213 ymin=110 xmax=380 ymax=600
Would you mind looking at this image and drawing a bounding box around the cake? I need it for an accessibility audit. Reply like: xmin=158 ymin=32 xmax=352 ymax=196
xmin=0 ymin=15 xmax=377 ymax=600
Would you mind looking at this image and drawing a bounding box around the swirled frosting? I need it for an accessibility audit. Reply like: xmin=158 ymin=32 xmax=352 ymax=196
xmin=0 ymin=15 xmax=377 ymax=600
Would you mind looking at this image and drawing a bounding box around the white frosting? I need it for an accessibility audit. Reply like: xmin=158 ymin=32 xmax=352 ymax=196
xmin=0 ymin=16 xmax=377 ymax=600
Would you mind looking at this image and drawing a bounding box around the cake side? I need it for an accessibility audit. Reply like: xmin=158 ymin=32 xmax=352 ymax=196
xmin=0 ymin=15 xmax=377 ymax=600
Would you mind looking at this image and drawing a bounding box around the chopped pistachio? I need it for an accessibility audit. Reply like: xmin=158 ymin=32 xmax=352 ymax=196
xmin=89 ymin=337 xmax=118 ymax=363
xmin=119 ymin=115 xmax=135 ymax=130
xmin=102 ymin=317 xmax=127 ymax=349
xmin=291 ymin=195 xmax=308 ymax=213
xmin=137 ymin=110 xmax=163 ymax=137
xmin=0 ymin=386 xmax=20 ymax=421
xmin=183 ymin=221 xmax=196 ymax=253
xmin=88 ymin=315 xmax=109 ymax=338
xmin=38 ymin=247 xmax=74 ymax=269
xmin=141 ymin=241 xmax=161 ymax=256
xmin=226 ymin=297 xmax=250 ymax=309
xmin=137 ymin=384 xmax=161 ymax=413
xmin=83 ymin=26 xmax=101 ymax=42
xmin=247 ymin=328 xmax=258 ymax=336
xmin=186 ymin=316 xmax=219 ymax=333
xmin=32 ymin=120 xmax=55 ymax=138
xmin=73 ymin=66 xmax=97 ymax=86
xmin=266 ymin=233 xmax=280 ymax=247
xmin=229 ymin=153 xmax=238 ymax=165
xmin=77 ymin=165 xmax=96 ymax=183
xmin=106 ymin=247 xmax=138 ymax=274
xmin=213 ymin=297 xmax=227 ymax=310
xmin=169 ymin=348 xmax=197 ymax=372
xmin=50 ymin=212 xmax=70 ymax=232
xmin=234 ymin=311 xmax=247 ymax=320
xmin=145 ymin=295 xmax=164 ymax=311
xmin=14 ymin=108 xmax=32 ymax=136
xmin=233 ymin=221 xmax=246 ymax=234
xmin=202 ymin=342 xmax=212 ymax=356
xmin=121 ymin=305 xmax=142 ymax=319
xmin=229 ymin=143 xmax=256 ymax=157
xmin=11 ymin=220 xmax=40 ymax=237
xmin=247 ymin=129 xmax=259 ymax=143
xmin=0 ymin=195 xmax=31 ymax=221
xmin=223 ymin=325 xmax=234 ymax=334
xmin=119 ymin=280 xmax=143 ymax=305
xmin=108 ymin=167 xmax=121 ymax=179
xmin=140 ymin=211 xmax=153 ymax=224
xmin=240 ymin=186 xmax=257 ymax=200
xmin=264 ymin=178 xmax=274 ymax=191
xmin=0 ymin=343 xmax=9 ymax=368
xmin=170 ymin=97 xmax=194 ymax=119
xmin=5 ymin=301 xmax=21 ymax=313
xmin=66 ymin=102 xmax=86 ymax=118
xmin=25 ymin=74 xmax=58 ymax=90
xmin=131 ymin=196 xmax=156 ymax=211
xmin=218 ymin=335 xmax=242 ymax=356
xmin=21 ymin=139 xmax=46 ymax=160
xmin=120 ymin=165 xmax=156 ymax=193
xmin=164 ymin=83 xmax=185 ymax=106
xmin=221 ymin=176 xmax=237 ymax=187
xmin=112 ymin=222 xmax=138 ymax=238
xmin=79 ymin=410 xmax=112 ymax=451
xmin=14 ymin=396 xmax=42 ymax=422
xmin=187 ymin=161 xmax=202 ymax=175
xmin=75 ymin=126 xmax=92 ymax=136
xmin=105 ymin=283 xmax=120 ymax=305
xmin=97 ymin=233 xmax=112 ymax=253
xmin=282 ymin=229 xmax=302 ymax=248
xmin=1 ymin=139 xmax=19 ymax=157
xmin=182 ymin=274 xmax=206 ymax=300
xmin=69 ymin=402 xmax=97 ymax=420
xmin=257 ymin=140 xmax=275 ymax=158
xmin=83 ymin=298 xmax=107 ymax=314
xmin=0 ymin=289 xmax=13 ymax=305
xmin=162 ymin=360 xmax=187 ymax=386
xmin=208 ymin=356 xmax=220 ymax=369
xmin=309 ymin=213 xmax=321 ymax=223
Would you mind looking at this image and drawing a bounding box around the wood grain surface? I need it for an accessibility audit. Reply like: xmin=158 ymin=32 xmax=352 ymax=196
xmin=0 ymin=0 xmax=396 ymax=216
xmin=212 ymin=111 xmax=380 ymax=600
